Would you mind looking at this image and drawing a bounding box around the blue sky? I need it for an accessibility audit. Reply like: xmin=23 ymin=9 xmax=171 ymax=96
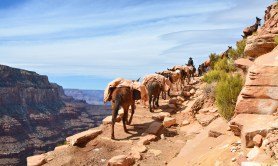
xmin=0 ymin=0 xmax=273 ymax=90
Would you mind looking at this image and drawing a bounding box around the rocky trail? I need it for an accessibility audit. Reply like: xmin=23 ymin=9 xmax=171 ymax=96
xmin=27 ymin=78 xmax=263 ymax=166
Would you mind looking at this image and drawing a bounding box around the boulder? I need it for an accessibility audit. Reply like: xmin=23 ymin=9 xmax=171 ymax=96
xmin=235 ymin=46 xmax=278 ymax=115
xmin=144 ymin=121 xmax=164 ymax=135
xmin=66 ymin=128 xmax=102 ymax=146
xmin=169 ymin=98 xmax=178 ymax=105
xmin=189 ymin=89 xmax=196 ymax=95
xmin=246 ymin=146 xmax=262 ymax=160
xmin=137 ymin=134 xmax=157 ymax=145
xmin=107 ymin=155 xmax=135 ymax=166
xmin=244 ymin=34 xmax=277 ymax=58
xmin=27 ymin=154 xmax=46 ymax=166
xmin=252 ymin=134 xmax=263 ymax=147
xmin=103 ymin=115 xmax=122 ymax=125
xmin=229 ymin=114 xmax=276 ymax=148
xmin=208 ymin=130 xmax=223 ymax=138
xmin=234 ymin=58 xmax=254 ymax=71
xmin=195 ymin=113 xmax=218 ymax=127
xmin=177 ymin=96 xmax=185 ymax=102
xmin=168 ymin=104 xmax=177 ymax=108
xmin=151 ymin=112 xmax=170 ymax=121
xmin=131 ymin=145 xmax=147 ymax=153
xmin=128 ymin=151 xmax=141 ymax=160
xmin=54 ymin=145 xmax=69 ymax=152
xmin=163 ymin=117 xmax=176 ymax=128
xmin=181 ymin=120 xmax=190 ymax=126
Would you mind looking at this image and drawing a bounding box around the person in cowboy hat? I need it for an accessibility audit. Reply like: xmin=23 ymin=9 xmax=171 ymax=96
xmin=187 ymin=57 xmax=194 ymax=66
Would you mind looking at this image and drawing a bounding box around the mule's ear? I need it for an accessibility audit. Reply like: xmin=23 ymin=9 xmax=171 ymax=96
xmin=136 ymin=77 xmax=140 ymax=82
xmin=133 ymin=89 xmax=141 ymax=100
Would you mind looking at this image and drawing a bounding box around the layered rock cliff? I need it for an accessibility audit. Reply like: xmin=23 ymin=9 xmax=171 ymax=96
xmin=235 ymin=47 xmax=278 ymax=115
xmin=244 ymin=2 xmax=278 ymax=57
xmin=0 ymin=65 xmax=110 ymax=166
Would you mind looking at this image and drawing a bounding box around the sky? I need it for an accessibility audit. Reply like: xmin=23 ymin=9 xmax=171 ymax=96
xmin=0 ymin=0 xmax=273 ymax=90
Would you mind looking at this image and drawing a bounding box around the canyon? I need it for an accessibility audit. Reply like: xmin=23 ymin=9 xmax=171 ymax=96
xmin=0 ymin=65 xmax=110 ymax=166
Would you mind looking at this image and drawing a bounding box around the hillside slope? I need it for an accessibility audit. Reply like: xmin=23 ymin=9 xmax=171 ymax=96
xmin=0 ymin=65 xmax=110 ymax=166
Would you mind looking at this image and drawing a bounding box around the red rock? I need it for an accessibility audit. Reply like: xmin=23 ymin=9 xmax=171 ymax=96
xmin=102 ymin=115 xmax=122 ymax=125
xmin=244 ymin=3 xmax=278 ymax=57
xmin=137 ymin=134 xmax=157 ymax=145
xmin=151 ymin=112 xmax=170 ymax=121
xmin=246 ymin=146 xmax=264 ymax=161
xmin=144 ymin=121 xmax=164 ymax=135
xmin=27 ymin=154 xmax=46 ymax=166
xmin=253 ymin=134 xmax=263 ymax=147
xmin=66 ymin=128 xmax=102 ymax=146
xmin=235 ymin=58 xmax=254 ymax=70
xmin=229 ymin=114 xmax=276 ymax=148
xmin=107 ymin=155 xmax=135 ymax=166
xmin=181 ymin=120 xmax=190 ymax=126
xmin=245 ymin=34 xmax=277 ymax=58
xmin=177 ymin=96 xmax=185 ymax=102
xmin=195 ymin=113 xmax=218 ymax=127
xmin=208 ymin=130 xmax=223 ymax=138
xmin=54 ymin=145 xmax=69 ymax=152
xmin=163 ymin=117 xmax=176 ymax=128
xmin=169 ymin=98 xmax=178 ymax=105
xmin=235 ymin=46 xmax=278 ymax=115
xmin=128 ymin=151 xmax=141 ymax=160
xmin=189 ymin=89 xmax=195 ymax=95
xmin=131 ymin=145 xmax=147 ymax=153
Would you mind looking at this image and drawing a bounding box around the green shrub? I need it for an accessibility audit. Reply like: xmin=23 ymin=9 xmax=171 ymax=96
xmin=203 ymin=70 xmax=228 ymax=83
xmin=215 ymin=74 xmax=243 ymax=120
xmin=57 ymin=141 xmax=67 ymax=146
xmin=209 ymin=53 xmax=220 ymax=69
xmin=228 ymin=39 xmax=246 ymax=59
xmin=214 ymin=58 xmax=235 ymax=72
xmin=274 ymin=36 xmax=278 ymax=45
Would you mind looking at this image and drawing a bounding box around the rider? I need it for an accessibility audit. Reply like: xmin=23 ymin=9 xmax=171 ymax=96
xmin=187 ymin=57 xmax=194 ymax=67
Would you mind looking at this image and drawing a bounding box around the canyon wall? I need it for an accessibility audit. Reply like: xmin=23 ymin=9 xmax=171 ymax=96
xmin=0 ymin=65 xmax=110 ymax=166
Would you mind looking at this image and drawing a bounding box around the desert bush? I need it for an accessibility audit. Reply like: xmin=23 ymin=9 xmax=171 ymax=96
xmin=202 ymin=82 xmax=217 ymax=99
xmin=228 ymin=39 xmax=246 ymax=59
xmin=209 ymin=53 xmax=220 ymax=69
xmin=274 ymin=36 xmax=278 ymax=45
xmin=214 ymin=58 xmax=236 ymax=72
xmin=215 ymin=74 xmax=243 ymax=120
xmin=203 ymin=70 xmax=228 ymax=83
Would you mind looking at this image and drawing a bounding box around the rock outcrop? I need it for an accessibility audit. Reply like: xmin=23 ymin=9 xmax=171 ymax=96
xmin=244 ymin=2 xmax=278 ymax=57
xmin=0 ymin=65 xmax=110 ymax=166
xmin=235 ymin=46 xmax=278 ymax=115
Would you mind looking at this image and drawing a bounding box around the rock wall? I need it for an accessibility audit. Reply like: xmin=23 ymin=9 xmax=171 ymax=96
xmin=244 ymin=2 xmax=278 ymax=57
xmin=0 ymin=65 xmax=110 ymax=166
xmin=235 ymin=46 xmax=278 ymax=115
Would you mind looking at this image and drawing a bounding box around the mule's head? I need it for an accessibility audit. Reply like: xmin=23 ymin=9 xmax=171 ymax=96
xmin=256 ymin=17 xmax=262 ymax=26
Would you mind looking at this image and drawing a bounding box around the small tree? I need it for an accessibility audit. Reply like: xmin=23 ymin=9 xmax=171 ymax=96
xmin=215 ymin=74 xmax=243 ymax=120
xmin=209 ymin=53 xmax=220 ymax=69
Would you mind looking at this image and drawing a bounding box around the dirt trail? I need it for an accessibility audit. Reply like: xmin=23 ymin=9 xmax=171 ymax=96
xmin=31 ymin=77 xmax=244 ymax=166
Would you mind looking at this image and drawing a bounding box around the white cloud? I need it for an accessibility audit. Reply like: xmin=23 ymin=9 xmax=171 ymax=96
xmin=0 ymin=0 xmax=274 ymax=89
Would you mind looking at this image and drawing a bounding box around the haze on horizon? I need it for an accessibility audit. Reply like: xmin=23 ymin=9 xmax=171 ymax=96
xmin=0 ymin=0 xmax=272 ymax=90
